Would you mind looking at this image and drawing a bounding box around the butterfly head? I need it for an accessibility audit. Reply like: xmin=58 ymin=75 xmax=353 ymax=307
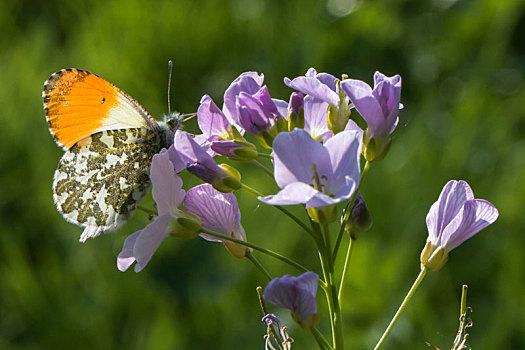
xmin=159 ymin=112 xmax=184 ymax=148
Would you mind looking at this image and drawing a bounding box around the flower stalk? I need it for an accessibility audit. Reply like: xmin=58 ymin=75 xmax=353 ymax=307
xmin=374 ymin=267 xmax=428 ymax=350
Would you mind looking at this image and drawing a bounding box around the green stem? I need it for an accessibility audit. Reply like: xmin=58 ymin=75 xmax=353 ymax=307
xmin=323 ymin=225 xmax=344 ymax=350
xmin=241 ymin=183 xmax=313 ymax=236
xmin=374 ymin=267 xmax=428 ymax=350
xmin=311 ymin=326 xmax=333 ymax=350
xmin=257 ymin=152 xmax=274 ymax=159
xmin=310 ymin=221 xmax=335 ymax=346
xmin=246 ymin=251 xmax=272 ymax=281
xmin=314 ymin=221 xmax=344 ymax=349
xmin=338 ymin=237 xmax=354 ymax=306
xmin=250 ymin=159 xmax=274 ymax=177
xmin=201 ymin=229 xmax=309 ymax=273
xmin=137 ymin=205 xmax=158 ymax=216
xmin=333 ymin=160 xmax=371 ymax=261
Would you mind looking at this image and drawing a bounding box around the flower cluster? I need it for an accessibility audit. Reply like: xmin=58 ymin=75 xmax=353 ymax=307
xmin=118 ymin=67 xmax=402 ymax=271
xmin=112 ymin=67 xmax=498 ymax=349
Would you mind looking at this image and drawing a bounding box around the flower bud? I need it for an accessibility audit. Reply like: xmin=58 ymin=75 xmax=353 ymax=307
xmin=211 ymin=163 xmax=242 ymax=193
xmin=287 ymin=92 xmax=305 ymax=131
xmin=211 ymin=140 xmax=257 ymax=161
xmin=344 ymin=193 xmax=372 ymax=239
xmin=168 ymin=211 xmax=202 ymax=239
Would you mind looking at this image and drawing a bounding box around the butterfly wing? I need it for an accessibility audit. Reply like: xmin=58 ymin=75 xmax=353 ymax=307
xmin=53 ymin=128 xmax=162 ymax=242
xmin=44 ymin=69 xmax=166 ymax=241
xmin=43 ymin=68 xmax=160 ymax=149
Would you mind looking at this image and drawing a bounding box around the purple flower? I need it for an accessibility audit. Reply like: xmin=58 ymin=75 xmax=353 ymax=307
xmin=237 ymin=85 xmax=282 ymax=135
xmin=197 ymin=95 xmax=257 ymax=160
xmin=421 ymin=180 xmax=499 ymax=271
xmin=198 ymin=94 xmax=237 ymax=142
xmin=223 ymin=71 xmax=265 ymax=127
xmin=263 ymin=271 xmax=319 ymax=328
xmin=117 ymin=150 xmax=198 ymax=272
xmin=168 ymin=131 xmax=241 ymax=192
xmin=259 ymin=128 xmax=362 ymax=209
xmin=184 ymin=184 xmax=249 ymax=258
xmin=341 ymin=71 xmax=401 ymax=140
xmin=285 ymin=68 xmax=340 ymax=106
xmin=285 ymin=68 xmax=353 ymax=133
xmin=169 ymin=130 xmax=225 ymax=182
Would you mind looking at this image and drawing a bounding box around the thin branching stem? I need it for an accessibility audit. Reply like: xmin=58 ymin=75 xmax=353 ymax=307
xmin=374 ymin=267 xmax=428 ymax=350
xmin=200 ymin=229 xmax=310 ymax=273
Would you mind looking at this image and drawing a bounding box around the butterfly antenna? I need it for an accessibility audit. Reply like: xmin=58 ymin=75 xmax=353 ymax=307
xmin=167 ymin=60 xmax=173 ymax=116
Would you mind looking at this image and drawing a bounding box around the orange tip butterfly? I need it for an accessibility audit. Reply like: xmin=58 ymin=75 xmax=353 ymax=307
xmin=43 ymin=68 xmax=181 ymax=242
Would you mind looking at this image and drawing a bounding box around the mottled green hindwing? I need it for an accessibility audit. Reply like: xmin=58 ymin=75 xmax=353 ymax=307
xmin=53 ymin=128 xmax=162 ymax=242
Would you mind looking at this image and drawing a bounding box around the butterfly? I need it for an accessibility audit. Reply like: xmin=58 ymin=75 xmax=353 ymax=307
xmin=43 ymin=68 xmax=181 ymax=242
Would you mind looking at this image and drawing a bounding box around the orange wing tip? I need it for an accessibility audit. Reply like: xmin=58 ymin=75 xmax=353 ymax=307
xmin=43 ymin=69 xmax=120 ymax=149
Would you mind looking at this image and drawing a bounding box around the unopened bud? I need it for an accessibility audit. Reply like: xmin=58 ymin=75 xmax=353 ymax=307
xmin=344 ymin=193 xmax=372 ymax=239
xmin=212 ymin=163 xmax=242 ymax=193
xmin=211 ymin=140 xmax=257 ymax=161
xmin=288 ymin=92 xmax=305 ymax=131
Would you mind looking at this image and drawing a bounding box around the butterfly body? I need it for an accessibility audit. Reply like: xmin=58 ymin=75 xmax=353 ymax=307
xmin=43 ymin=68 xmax=180 ymax=242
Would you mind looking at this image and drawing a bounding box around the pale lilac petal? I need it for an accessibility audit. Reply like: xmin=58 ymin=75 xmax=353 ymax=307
xmin=193 ymin=134 xmax=217 ymax=157
xmin=237 ymin=92 xmax=273 ymax=134
xmin=341 ymin=79 xmax=384 ymax=127
xmin=285 ymin=76 xmax=340 ymax=106
xmin=305 ymin=67 xmax=317 ymax=77
xmin=197 ymin=95 xmax=231 ymax=139
xmin=173 ymin=130 xmax=225 ymax=183
xmin=263 ymin=274 xmax=297 ymax=309
xmin=117 ymin=231 xmax=140 ymax=272
xmin=151 ymin=150 xmax=185 ymax=216
xmin=223 ymin=72 xmax=264 ymax=125
xmin=306 ymin=185 xmax=355 ymax=208
xmin=304 ymin=96 xmax=331 ymax=141
xmin=344 ymin=119 xmax=363 ymax=132
xmin=441 ymin=200 xmax=499 ymax=251
xmin=259 ymin=182 xmax=320 ymax=206
xmin=184 ymin=184 xmax=241 ymax=234
xmin=263 ymin=272 xmax=318 ymax=321
xmin=252 ymin=86 xmax=279 ymax=117
xmin=316 ymin=73 xmax=338 ymax=92
xmin=296 ymin=271 xmax=319 ymax=301
xmin=167 ymin=144 xmax=187 ymax=173
xmin=273 ymin=98 xmax=289 ymax=118
xmin=427 ymin=180 xmax=474 ymax=240
xmin=272 ymin=129 xmax=331 ymax=188
xmin=324 ymin=130 xmax=362 ymax=196
xmin=133 ymin=214 xmax=172 ymax=272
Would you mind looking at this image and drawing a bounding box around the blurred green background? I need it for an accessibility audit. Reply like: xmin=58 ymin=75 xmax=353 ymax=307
xmin=1 ymin=0 xmax=524 ymax=348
